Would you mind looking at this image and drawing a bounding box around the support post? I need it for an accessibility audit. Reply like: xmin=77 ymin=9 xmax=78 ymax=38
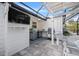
xmin=51 ymin=19 xmax=54 ymax=45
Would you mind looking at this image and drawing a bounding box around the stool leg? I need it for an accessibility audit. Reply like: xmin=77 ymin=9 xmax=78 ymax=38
xmin=63 ymin=41 xmax=68 ymax=56
xmin=56 ymin=38 xmax=59 ymax=45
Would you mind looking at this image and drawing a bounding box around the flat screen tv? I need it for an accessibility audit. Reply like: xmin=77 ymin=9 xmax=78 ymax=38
xmin=8 ymin=7 xmax=30 ymax=24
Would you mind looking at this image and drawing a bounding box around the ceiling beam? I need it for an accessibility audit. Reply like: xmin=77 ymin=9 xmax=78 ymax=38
xmin=20 ymin=2 xmax=47 ymax=19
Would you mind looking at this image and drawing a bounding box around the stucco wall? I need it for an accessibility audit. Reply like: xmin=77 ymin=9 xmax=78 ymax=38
xmin=29 ymin=15 xmax=46 ymax=31
xmin=34 ymin=17 xmax=53 ymax=31
xmin=53 ymin=16 xmax=63 ymax=35
xmin=6 ymin=23 xmax=29 ymax=55
xmin=0 ymin=3 xmax=9 ymax=56
xmin=42 ymin=18 xmax=53 ymax=31
xmin=0 ymin=3 xmax=30 ymax=56
xmin=30 ymin=15 xmax=39 ymax=30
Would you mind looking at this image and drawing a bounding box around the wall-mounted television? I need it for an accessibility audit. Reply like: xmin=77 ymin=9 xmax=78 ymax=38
xmin=8 ymin=7 xmax=30 ymax=24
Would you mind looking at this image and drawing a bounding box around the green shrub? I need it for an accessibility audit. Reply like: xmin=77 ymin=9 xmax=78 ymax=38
xmin=63 ymin=31 xmax=70 ymax=36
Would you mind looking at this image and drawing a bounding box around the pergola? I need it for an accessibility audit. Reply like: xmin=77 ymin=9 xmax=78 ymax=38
xmin=15 ymin=2 xmax=79 ymax=31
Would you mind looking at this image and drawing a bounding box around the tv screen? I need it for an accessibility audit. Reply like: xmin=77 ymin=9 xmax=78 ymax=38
xmin=8 ymin=7 xmax=30 ymax=24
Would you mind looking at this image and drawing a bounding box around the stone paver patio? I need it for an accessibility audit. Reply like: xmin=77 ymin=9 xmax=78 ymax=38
xmin=13 ymin=38 xmax=63 ymax=56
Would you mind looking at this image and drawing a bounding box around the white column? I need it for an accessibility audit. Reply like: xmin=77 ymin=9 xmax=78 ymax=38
xmin=51 ymin=18 xmax=54 ymax=45
xmin=56 ymin=37 xmax=59 ymax=45
xmin=4 ymin=3 xmax=9 ymax=56
xmin=0 ymin=3 xmax=9 ymax=56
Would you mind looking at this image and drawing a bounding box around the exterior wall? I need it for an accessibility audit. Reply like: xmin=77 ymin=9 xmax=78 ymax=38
xmin=30 ymin=15 xmax=39 ymax=30
xmin=37 ymin=20 xmax=45 ymax=31
xmin=42 ymin=18 xmax=53 ymax=31
xmin=30 ymin=16 xmax=53 ymax=31
xmin=29 ymin=15 xmax=45 ymax=31
xmin=0 ymin=3 xmax=9 ymax=56
xmin=34 ymin=17 xmax=53 ymax=31
xmin=53 ymin=16 xmax=63 ymax=35
xmin=6 ymin=23 xmax=29 ymax=55
xmin=39 ymin=18 xmax=54 ymax=45
xmin=0 ymin=3 xmax=30 ymax=56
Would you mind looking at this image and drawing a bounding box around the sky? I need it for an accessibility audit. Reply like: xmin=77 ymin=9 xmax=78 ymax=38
xmin=15 ymin=2 xmax=78 ymax=18
xmin=15 ymin=2 xmax=52 ymax=17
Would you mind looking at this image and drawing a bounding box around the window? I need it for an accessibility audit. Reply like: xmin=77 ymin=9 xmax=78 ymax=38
xmin=32 ymin=22 xmax=37 ymax=28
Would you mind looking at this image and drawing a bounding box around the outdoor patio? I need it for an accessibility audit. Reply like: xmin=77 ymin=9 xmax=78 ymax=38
xmin=13 ymin=38 xmax=63 ymax=56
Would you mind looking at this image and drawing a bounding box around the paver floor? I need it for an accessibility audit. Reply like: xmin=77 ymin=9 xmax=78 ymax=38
xmin=13 ymin=38 xmax=63 ymax=56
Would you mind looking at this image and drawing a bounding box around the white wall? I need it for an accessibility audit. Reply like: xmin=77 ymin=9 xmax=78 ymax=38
xmin=53 ymin=16 xmax=63 ymax=35
xmin=30 ymin=15 xmax=39 ymax=30
xmin=42 ymin=18 xmax=53 ymax=31
xmin=35 ymin=19 xmax=45 ymax=31
xmin=0 ymin=3 xmax=5 ymax=56
xmin=33 ymin=17 xmax=53 ymax=31
xmin=0 ymin=3 xmax=9 ymax=56
xmin=29 ymin=15 xmax=46 ymax=31
xmin=0 ymin=3 xmax=30 ymax=56
xmin=6 ymin=23 xmax=29 ymax=55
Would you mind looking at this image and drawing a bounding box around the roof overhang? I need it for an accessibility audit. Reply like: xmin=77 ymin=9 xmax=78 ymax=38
xmin=9 ymin=2 xmax=47 ymax=21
